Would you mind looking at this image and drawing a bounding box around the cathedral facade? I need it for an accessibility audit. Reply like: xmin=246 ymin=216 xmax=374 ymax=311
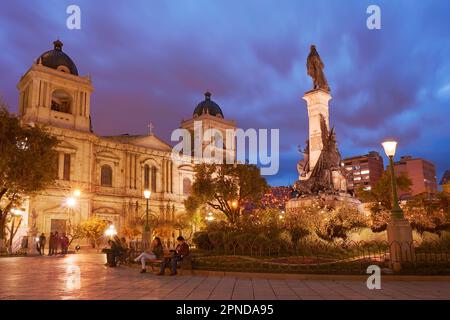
xmin=17 ymin=40 xmax=236 ymax=247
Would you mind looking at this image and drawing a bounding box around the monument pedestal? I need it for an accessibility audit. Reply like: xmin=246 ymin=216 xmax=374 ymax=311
xmin=27 ymin=228 xmax=39 ymax=256
xmin=387 ymin=218 xmax=415 ymax=272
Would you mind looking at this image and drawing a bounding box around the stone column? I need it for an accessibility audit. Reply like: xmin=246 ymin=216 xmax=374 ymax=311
xmin=302 ymin=89 xmax=331 ymax=173
xmin=387 ymin=218 xmax=415 ymax=272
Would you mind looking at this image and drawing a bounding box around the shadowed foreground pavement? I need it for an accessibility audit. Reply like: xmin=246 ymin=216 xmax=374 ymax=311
xmin=0 ymin=254 xmax=449 ymax=300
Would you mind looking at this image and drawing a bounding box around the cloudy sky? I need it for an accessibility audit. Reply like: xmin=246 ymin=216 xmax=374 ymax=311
xmin=1 ymin=0 xmax=449 ymax=186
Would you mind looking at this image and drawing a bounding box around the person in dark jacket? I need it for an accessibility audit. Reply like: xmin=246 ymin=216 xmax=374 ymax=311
xmin=54 ymin=231 xmax=60 ymax=255
xmin=158 ymin=236 xmax=189 ymax=276
xmin=105 ymin=240 xmax=120 ymax=267
xmin=48 ymin=232 xmax=55 ymax=255
xmin=61 ymin=233 xmax=69 ymax=255
xmin=39 ymin=233 xmax=46 ymax=256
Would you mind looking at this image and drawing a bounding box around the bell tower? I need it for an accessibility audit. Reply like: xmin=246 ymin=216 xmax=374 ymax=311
xmin=180 ymin=92 xmax=236 ymax=162
xmin=17 ymin=40 xmax=94 ymax=132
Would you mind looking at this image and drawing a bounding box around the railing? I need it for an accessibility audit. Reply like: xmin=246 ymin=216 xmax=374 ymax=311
xmin=190 ymin=239 xmax=450 ymax=275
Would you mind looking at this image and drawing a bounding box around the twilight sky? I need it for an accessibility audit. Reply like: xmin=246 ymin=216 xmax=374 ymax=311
xmin=1 ymin=0 xmax=449 ymax=186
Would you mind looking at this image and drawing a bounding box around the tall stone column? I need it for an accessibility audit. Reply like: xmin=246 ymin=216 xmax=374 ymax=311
xmin=302 ymin=89 xmax=332 ymax=174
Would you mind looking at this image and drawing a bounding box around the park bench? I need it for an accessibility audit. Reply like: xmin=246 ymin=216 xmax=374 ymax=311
xmin=146 ymin=256 xmax=192 ymax=275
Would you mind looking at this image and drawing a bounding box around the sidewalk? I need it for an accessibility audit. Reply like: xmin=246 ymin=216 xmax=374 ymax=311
xmin=0 ymin=254 xmax=449 ymax=300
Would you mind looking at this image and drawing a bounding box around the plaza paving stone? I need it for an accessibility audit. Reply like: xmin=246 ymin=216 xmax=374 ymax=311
xmin=0 ymin=253 xmax=450 ymax=300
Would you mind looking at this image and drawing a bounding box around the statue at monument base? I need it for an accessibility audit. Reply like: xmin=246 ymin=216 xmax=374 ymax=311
xmin=292 ymin=114 xmax=347 ymax=197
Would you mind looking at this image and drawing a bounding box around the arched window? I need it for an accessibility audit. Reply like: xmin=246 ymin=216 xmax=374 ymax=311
xmin=144 ymin=164 xmax=150 ymax=189
xmin=151 ymin=166 xmax=157 ymax=192
xmin=183 ymin=178 xmax=192 ymax=196
xmin=100 ymin=165 xmax=113 ymax=187
xmin=51 ymin=89 xmax=72 ymax=114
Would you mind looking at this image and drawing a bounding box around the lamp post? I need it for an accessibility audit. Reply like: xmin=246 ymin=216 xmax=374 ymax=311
xmin=143 ymin=190 xmax=151 ymax=231
xmin=381 ymin=141 xmax=404 ymax=219
xmin=381 ymin=140 xmax=414 ymax=271
xmin=143 ymin=190 xmax=151 ymax=249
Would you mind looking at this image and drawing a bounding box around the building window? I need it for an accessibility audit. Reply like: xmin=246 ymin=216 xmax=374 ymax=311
xmin=63 ymin=154 xmax=71 ymax=181
xmin=361 ymin=170 xmax=370 ymax=175
xmin=51 ymin=89 xmax=72 ymax=114
xmin=151 ymin=166 xmax=157 ymax=192
xmin=183 ymin=178 xmax=192 ymax=196
xmin=101 ymin=165 xmax=113 ymax=187
xmin=144 ymin=165 xmax=150 ymax=189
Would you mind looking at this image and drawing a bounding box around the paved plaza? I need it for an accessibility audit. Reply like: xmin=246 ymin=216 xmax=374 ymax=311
xmin=0 ymin=254 xmax=449 ymax=300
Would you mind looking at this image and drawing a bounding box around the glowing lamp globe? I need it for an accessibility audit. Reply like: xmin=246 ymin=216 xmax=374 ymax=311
xmin=382 ymin=140 xmax=397 ymax=157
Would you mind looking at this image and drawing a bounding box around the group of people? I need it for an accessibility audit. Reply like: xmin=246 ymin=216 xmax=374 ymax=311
xmin=134 ymin=236 xmax=190 ymax=276
xmin=36 ymin=232 xmax=70 ymax=256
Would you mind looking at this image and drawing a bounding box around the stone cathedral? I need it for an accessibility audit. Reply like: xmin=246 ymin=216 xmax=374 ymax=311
xmin=17 ymin=40 xmax=236 ymax=247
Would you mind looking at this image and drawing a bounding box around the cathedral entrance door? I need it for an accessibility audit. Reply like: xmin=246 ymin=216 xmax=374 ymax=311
xmin=50 ymin=219 xmax=67 ymax=234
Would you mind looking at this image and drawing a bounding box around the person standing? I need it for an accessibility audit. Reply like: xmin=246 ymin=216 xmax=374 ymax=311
xmin=54 ymin=231 xmax=60 ymax=255
xmin=39 ymin=233 xmax=46 ymax=256
xmin=48 ymin=232 xmax=54 ymax=255
xmin=61 ymin=233 xmax=69 ymax=255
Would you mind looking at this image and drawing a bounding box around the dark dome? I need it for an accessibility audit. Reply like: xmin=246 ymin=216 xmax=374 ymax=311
xmin=36 ymin=40 xmax=78 ymax=76
xmin=193 ymin=92 xmax=224 ymax=118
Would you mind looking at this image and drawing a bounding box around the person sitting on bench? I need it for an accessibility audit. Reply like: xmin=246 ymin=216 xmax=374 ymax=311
xmin=134 ymin=237 xmax=163 ymax=273
xmin=158 ymin=236 xmax=190 ymax=276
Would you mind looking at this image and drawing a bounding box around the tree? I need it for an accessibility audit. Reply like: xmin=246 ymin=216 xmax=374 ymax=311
xmin=356 ymin=170 xmax=412 ymax=232
xmin=403 ymin=192 xmax=450 ymax=236
xmin=0 ymin=105 xmax=58 ymax=249
xmin=356 ymin=170 xmax=412 ymax=209
xmin=80 ymin=217 xmax=108 ymax=248
xmin=5 ymin=212 xmax=23 ymax=252
xmin=122 ymin=217 xmax=142 ymax=240
xmin=67 ymin=222 xmax=85 ymax=246
xmin=185 ymin=163 xmax=268 ymax=225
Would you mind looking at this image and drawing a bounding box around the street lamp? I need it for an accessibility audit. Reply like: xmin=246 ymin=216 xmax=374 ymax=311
xmin=66 ymin=197 xmax=76 ymax=207
xmin=105 ymin=225 xmax=117 ymax=239
xmin=143 ymin=190 xmax=151 ymax=232
xmin=73 ymin=189 xmax=81 ymax=198
xmin=206 ymin=212 xmax=214 ymax=222
xmin=382 ymin=140 xmax=404 ymax=219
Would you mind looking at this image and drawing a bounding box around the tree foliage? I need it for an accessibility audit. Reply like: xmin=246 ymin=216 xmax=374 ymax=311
xmin=185 ymin=163 xmax=268 ymax=225
xmin=356 ymin=170 xmax=412 ymax=209
xmin=79 ymin=216 xmax=108 ymax=248
xmin=403 ymin=192 xmax=450 ymax=236
xmin=0 ymin=105 xmax=58 ymax=240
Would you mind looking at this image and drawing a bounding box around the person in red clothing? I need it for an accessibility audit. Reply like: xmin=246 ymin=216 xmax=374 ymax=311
xmin=61 ymin=233 xmax=69 ymax=255
xmin=158 ymin=236 xmax=189 ymax=276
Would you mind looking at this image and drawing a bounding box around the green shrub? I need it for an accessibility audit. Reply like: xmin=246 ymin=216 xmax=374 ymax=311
xmin=192 ymin=231 xmax=211 ymax=250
